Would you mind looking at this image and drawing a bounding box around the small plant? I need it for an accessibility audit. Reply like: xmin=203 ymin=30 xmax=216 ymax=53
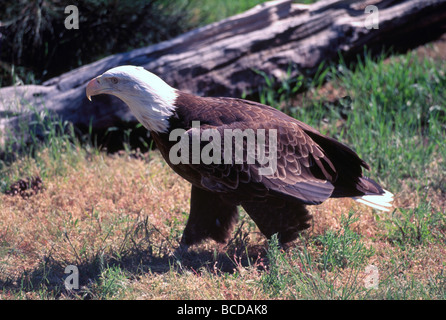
xmin=261 ymin=234 xmax=287 ymax=296
xmin=315 ymin=211 xmax=374 ymax=271
xmin=382 ymin=201 xmax=445 ymax=248
xmin=255 ymin=66 xmax=306 ymax=110
xmin=260 ymin=233 xmax=372 ymax=300
xmin=91 ymin=265 xmax=129 ymax=300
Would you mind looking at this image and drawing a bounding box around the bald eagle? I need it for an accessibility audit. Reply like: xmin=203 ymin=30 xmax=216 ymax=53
xmin=86 ymin=65 xmax=393 ymax=250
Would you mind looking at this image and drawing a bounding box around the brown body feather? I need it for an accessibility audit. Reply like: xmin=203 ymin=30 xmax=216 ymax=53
xmin=151 ymin=92 xmax=385 ymax=246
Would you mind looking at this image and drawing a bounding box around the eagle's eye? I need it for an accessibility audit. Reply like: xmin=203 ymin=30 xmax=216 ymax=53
xmin=110 ymin=77 xmax=119 ymax=84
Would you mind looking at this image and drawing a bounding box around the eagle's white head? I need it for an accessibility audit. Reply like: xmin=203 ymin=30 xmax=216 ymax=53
xmin=86 ymin=65 xmax=178 ymax=133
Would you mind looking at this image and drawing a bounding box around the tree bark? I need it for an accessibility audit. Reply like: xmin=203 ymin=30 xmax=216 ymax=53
xmin=1 ymin=0 xmax=446 ymax=146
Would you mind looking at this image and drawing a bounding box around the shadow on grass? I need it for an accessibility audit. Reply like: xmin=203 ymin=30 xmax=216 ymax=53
xmin=0 ymin=238 xmax=267 ymax=299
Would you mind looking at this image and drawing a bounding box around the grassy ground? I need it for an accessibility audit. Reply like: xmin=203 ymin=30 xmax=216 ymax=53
xmin=0 ymin=38 xmax=445 ymax=299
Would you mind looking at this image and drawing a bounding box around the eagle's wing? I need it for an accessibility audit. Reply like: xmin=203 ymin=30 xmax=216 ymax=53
xmin=179 ymin=98 xmax=339 ymax=205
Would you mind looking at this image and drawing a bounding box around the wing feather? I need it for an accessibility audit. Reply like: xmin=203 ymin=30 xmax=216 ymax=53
xmin=176 ymin=96 xmax=338 ymax=204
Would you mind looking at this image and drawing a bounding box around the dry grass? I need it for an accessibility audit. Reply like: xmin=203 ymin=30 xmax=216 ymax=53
xmin=0 ymin=147 xmax=444 ymax=300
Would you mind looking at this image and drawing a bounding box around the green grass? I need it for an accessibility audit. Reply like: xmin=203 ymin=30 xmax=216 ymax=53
xmin=334 ymin=53 xmax=446 ymax=191
xmin=260 ymin=233 xmax=446 ymax=300
xmin=0 ymin=107 xmax=93 ymax=193
xmin=261 ymin=232 xmax=372 ymax=300
xmin=186 ymin=0 xmax=268 ymax=26
xmin=1 ymin=45 xmax=445 ymax=300
xmin=314 ymin=211 xmax=374 ymax=271
xmin=380 ymin=201 xmax=445 ymax=248
xmin=258 ymin=51 xmax=446 ymax=202
xmin=187 ymin=0 xmax=318 ymax=26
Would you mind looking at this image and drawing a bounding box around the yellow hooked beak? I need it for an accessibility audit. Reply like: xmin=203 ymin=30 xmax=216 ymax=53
xmin=86 ymin=76 xmax=105 ymax=101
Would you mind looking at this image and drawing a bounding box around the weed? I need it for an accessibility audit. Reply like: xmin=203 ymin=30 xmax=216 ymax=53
xmin=91 ymin=265 xmax=129 ymax=300
xmin=315 ymin=211 xmax=374 ymax=271
xmin=381 ymin=201 xmax=445 ymax=248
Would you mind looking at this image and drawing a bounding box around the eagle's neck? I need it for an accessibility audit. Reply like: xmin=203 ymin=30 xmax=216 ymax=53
xmin=119 ymin=80 xmax=178 ymax=133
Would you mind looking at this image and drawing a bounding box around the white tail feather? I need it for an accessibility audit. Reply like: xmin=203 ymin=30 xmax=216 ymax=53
xmin=352 ymin=189 xmax=394 ymax=212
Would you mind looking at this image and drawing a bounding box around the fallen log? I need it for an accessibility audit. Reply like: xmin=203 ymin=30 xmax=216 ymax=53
xmin=1 ymin=0 xmax=445 ymax=149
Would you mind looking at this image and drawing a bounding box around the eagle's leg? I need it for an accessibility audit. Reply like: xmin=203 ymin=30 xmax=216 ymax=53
xmin=241 ymin=199 xmax=312 ymax=245
xmin=179 ymin=185 xmax=239 ymax=248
